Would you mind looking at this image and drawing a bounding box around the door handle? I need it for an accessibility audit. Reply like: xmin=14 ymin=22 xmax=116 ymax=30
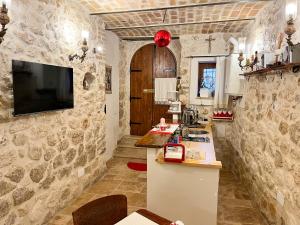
xmin=143 ymin=89 xmax=154 ymax=93
xmin=130 ymin=121 xmax=142 ymax=125
xmin=130 ymin=96 xmax=142 ymax=101
xmin=130 ymin=68 xmax=142 ymax=72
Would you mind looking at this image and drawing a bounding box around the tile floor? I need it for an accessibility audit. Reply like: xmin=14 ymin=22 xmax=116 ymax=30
xmin=49 ymin=156 xmax=265 ymax=225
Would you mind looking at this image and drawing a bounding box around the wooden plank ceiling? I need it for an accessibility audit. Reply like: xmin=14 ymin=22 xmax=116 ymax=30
xmin=80 ymin=0 xmax=271 ymax=39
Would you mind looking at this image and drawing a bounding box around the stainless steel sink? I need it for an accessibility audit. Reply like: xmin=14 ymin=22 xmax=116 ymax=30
xmin=187 ymin=123 xmax=206 ymax=129
xmin=182 ymin=136 xmax=210 ymax=143
xmin=188 ymin=130 xmax=209 ymax=135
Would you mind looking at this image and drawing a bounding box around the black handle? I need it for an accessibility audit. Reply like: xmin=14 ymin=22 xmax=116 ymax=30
xmin=130 ymin=121 xmax=142 ymax=125
xmin=130 ymin=96 xmax=142 ymax=101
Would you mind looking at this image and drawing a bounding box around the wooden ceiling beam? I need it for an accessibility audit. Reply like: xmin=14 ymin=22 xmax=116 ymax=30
xmin=91 ymin=0 xmax=272 ymax=16
xmin=105 ymin=18 xmax=255 ymax=31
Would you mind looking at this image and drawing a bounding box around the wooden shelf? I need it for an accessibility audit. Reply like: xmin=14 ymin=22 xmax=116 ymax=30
xmin=240 ymin=63 xmax=300 ymax=77
xmin=212 ymin=118 xmax=234 ymax=122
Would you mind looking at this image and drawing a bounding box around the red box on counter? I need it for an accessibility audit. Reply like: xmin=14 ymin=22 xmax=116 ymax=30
xmin=163 ymin=143 xmax=185 ymax=163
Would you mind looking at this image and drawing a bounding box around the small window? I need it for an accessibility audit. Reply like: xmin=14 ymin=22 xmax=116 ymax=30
xmin=197 ymin=63 xmax=216 ymax=98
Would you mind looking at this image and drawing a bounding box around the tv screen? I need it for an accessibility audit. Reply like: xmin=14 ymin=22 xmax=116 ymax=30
xmin=12 ymin=60 xmax=74 ymax=116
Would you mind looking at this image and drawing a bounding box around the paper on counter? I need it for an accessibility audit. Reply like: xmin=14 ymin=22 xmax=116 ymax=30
xmin=115 ymin=212 xmax=159 ymax=225
xmin=165 ymin=151 xmax=183 ymax=159
xmin=151 ymin=124 xmax=179 ymax=134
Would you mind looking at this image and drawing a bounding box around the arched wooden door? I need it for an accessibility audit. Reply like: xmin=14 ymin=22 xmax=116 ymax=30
xmin=130 ymin=44 xmax=176 ymax=136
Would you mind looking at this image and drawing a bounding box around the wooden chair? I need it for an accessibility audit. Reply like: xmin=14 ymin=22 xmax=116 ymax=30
xmin=72 ymin=195 xmax=127 ymax=225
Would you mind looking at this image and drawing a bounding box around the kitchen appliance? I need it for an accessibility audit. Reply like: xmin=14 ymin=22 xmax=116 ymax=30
xmin=182 ymin=107 xmax=199 ymax=126
xmin=167 ymin=90 xmax=181 ymax=123
xmin=168 ymin=101 xmax=181 ymax=113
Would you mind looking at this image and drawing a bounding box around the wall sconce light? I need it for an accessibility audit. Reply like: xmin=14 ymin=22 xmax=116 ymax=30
xmin=237 ymin=37 xmax=259 ymax=70
xmin=0 ymin=0 xmax=10 ymax=45
xmin=284 ymin=0 xmax=298 ymax=46
xmin=93 ymin=46 xmax=103 ymax=54
xmin=237 ymin=37 xmax=257 ymax=71
xmin=238 ymin=51 xmax=258 ymax=71
xmin=69 ymin=30 xmax=89 ymax=63
xmin=238 ymin=37 xmax=246 ymax=53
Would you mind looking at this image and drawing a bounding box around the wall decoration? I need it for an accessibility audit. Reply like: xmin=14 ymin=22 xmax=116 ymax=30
xmin=154 ymin=30 xmax=171 ymax=47
xmin=0 ymin=1 xmax=10 ymax=45
xmin=205 ymin=35 xmax=216 ymax=54
xmin=105 ymin=65 xmax=112 ymax=94
xmin=83 ymin=72 xmax=95 ymax=90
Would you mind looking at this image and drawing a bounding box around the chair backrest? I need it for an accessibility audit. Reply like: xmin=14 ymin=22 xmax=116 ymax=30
xmin=72 ymin=195 xmax=127 ymax=225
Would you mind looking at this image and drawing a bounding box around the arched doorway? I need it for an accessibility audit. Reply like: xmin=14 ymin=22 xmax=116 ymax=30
xmin=130 ymin=44 xmax=177 ymax=136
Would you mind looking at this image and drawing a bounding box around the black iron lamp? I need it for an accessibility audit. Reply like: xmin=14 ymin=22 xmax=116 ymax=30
xmin=0 ymin=0 xmax=10 ymax=45
xmin=69 ymin=30 xmax=89 ymax=63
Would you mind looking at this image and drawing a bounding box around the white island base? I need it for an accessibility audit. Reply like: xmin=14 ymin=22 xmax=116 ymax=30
xmin=147 ymin=148 xmax=220 ymax=225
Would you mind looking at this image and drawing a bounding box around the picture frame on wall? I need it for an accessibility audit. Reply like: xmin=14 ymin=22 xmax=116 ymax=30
xmin=105 ymin=65 xmax=112 ymax=94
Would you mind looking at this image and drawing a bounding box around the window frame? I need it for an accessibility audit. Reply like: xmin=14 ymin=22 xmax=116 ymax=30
xmin=189 ymin=57 xmax=216 ymax=105
xmin=197 ymin=63 xmax=216 ymax=98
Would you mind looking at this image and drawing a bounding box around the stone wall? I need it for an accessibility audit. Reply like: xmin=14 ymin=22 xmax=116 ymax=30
xmin=227 ymin=73 xmax=300 ymax=225
xmin=226 ymin=1 xmax=300 ymax=224
xmin=0 ymin=1 xmax=107 ymax=224
xmin=119 ymin=40 xmax=181 ymax=137
xmin=242 ymin=0 xmax=300 ymax=54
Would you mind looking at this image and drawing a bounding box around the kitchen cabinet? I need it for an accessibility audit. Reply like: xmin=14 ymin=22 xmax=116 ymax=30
xmin=225 ymin=53 xmax=245 ymax=95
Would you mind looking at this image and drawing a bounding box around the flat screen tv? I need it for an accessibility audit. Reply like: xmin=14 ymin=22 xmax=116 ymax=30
xmin=12 ymin=60 xmax=74 ymax=116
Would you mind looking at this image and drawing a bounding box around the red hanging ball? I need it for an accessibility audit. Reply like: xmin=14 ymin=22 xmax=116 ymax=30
xmin=154 ymin=30 xmax=171 ymax=47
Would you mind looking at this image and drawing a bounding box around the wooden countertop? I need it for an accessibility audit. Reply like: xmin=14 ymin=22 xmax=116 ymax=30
xmin=135 ymin=123 xmax=222 ymax=169
xmin=135 ymin=132 xmax=172 ymax=148
xmin=159 ymin=124 xmax=222 ymax=169
xmin=156 ymin=152 xmax=222 ymax=169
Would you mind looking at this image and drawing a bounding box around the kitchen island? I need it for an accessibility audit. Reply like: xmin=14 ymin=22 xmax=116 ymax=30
xmin=135 ymin=124 xmax=222 ymax=225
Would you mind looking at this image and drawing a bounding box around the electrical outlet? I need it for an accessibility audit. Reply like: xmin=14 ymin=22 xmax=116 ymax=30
xmin=277 ymin=191 xmax=285 ymax=207
xmin=8 ymin=108 xmax=14 ymax=119
xmin=78 ymin=167 xmax=85 ymax=177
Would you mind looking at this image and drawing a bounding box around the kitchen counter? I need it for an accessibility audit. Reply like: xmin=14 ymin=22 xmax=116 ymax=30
xmin=156 ymin=124 xmax=222 ymax=169
xmin=136 ymin=123 xmax=222 ymax=169
xmin=138 ymin=123 xmax=222 ymax=225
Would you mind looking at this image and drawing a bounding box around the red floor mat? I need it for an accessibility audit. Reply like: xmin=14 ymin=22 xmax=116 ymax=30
xmin=127 ymin=162 xmax=147 ymax=172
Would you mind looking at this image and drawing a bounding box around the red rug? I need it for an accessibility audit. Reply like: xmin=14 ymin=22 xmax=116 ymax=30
xmin=127 ymin=162 xmax=147 ymax=172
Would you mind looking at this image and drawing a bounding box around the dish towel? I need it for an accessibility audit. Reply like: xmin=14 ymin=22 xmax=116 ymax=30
xmin=154 ymin=78 xmax=177 ymax=104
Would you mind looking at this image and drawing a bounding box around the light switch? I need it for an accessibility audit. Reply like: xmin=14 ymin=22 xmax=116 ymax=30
xmin=78 ymin=167 xmax=85 ymax=177
xmin=277 ymin=191 xmax=285 ymax=207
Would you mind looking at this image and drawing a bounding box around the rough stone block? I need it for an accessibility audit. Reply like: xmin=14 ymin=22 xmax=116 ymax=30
xmin=12 ymin=187 xmax=34 ymax=206
xmin=30 ymin=163 xmax=48 ymax=183
xmin=0 ymin=199 xmax=10 ymax=218
xmin=5 ymin=166 xmax=25 ymax=183
xmin=0 ymin=181 xmax=16 ymax=197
